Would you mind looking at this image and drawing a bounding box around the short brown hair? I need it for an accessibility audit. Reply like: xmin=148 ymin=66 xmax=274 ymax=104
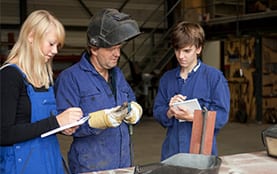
xmin=171 ymin=21 xmax=205 ymax=50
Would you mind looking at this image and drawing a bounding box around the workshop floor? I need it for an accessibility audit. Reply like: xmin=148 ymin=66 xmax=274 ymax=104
xmin=58 ymin=116 xmax=272 ymax=166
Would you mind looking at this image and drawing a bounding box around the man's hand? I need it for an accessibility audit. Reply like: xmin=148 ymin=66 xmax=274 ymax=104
xmin=172 ymin=106 xmax=194 ymax=121
xmin=124 ymin=101 xmax=143 ymax=124
xmin=167 ymin=94 xmax=193 ymax=121
xmin=88 ymin=105 xmax=128 ymax=129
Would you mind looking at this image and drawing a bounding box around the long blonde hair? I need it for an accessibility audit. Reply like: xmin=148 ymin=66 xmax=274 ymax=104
xmin=5 ymin=10 xmax=65 ymax=88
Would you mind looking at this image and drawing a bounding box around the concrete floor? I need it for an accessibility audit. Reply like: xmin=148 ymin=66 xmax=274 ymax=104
xmin=58 ymin=116 xmax=272 ymax=166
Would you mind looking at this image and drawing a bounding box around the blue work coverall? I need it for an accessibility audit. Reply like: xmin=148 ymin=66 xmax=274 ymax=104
xmin=0 ymin=64 xmax=64 ymax=174
xmin=55 ymin=53 xmax=135 ymax=173
xmin=153 ymin=60 xmax=230 ymax=161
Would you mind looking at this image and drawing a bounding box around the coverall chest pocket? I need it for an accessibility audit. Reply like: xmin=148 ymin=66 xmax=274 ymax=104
xmin=80 ymin=87 xmax=107 ymax=111
xmin=118 ymin=87 xmax=130 ymax=103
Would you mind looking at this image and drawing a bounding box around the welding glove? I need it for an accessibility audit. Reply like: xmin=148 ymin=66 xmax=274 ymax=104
xmin=124 ymin=101 xmax=143 ymax=124
xmin=88 ymin=105 xmax=128 ymax=129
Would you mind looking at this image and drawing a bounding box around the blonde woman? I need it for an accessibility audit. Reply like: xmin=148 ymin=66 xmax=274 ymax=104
xmin=0 ymin=10 xmax=83 ymax=174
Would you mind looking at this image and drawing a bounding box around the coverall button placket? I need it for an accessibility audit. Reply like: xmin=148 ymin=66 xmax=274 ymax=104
xmin=42 ymin=99 xmax=47 ymax=104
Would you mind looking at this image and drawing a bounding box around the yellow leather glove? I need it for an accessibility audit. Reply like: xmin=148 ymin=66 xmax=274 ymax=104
xmin=124 ymin=101 xmax=143 ymax=124
xmin=88 ymin=105 xmax=128 ymax=129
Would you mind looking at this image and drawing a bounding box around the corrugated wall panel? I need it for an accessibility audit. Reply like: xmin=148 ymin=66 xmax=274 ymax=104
xmin=1 ymin=0 xmax=166 ymax=78
xmin=1 ymin=0 xmax=20 ymax=23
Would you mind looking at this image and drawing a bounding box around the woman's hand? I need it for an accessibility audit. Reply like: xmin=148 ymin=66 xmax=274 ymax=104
xmin=56 ymin=107 xmax=83 ymax=127
xmin=62 ymin=126 xmax=79 ymax=135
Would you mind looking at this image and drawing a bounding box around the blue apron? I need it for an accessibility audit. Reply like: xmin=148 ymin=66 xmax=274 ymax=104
xmin=0 ymin=64 xmax=64 ymax=174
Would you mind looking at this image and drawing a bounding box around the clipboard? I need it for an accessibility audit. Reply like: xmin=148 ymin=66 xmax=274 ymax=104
xmin=173 ymin=98 xmax=202 ymax=122
xmin=41 ymin=115 xmax=90 ymax=138
xmin=173 ymin=98 xmax=201 ymax=113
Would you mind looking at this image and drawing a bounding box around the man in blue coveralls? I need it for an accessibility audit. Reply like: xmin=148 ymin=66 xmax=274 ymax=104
xmin=153 ymin=21 xmax=230 ymax=161
xmin=55 ymin=8 xmax=143 ymax=173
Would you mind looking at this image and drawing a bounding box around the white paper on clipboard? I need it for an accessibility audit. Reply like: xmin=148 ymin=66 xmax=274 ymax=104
xmin=173 ymin=98 xmax=202 ymax=122
xmin=41 ymin=115 xmax=90 ymax=138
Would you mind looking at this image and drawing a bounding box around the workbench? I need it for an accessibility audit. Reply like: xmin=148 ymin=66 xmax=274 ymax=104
xmin=82 ymin=151 xmax=277 ymax=174
xmin=219 ymin=151 xmax=277 ymax=174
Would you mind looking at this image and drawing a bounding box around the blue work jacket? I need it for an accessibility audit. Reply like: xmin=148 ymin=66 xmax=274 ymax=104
xmin=153 ymin=60 xmax=230 ymax=161
xmin=55 ymin=52 xmax=136 ymax=173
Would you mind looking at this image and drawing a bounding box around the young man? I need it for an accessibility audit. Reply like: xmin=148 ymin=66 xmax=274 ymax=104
xmin=54 ymin=8 xmax=142 ymax=173
xmin=153 ymin=21 xmax=230 ymax=161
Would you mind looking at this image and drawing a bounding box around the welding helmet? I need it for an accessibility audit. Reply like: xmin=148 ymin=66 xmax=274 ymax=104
xmin=87 ymin=8 xmax=141 ymax=48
